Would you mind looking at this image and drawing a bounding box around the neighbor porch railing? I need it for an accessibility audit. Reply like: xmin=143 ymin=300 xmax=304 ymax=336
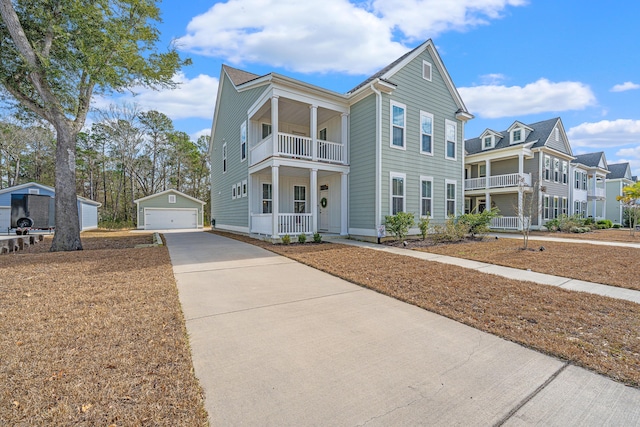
xmin=250 ymin=133 xmax=345 ymax=166
xmin=465 ymin=173 xmax=531 ymax=191
xmin=490 ymin=216 xmax=530 ymax=230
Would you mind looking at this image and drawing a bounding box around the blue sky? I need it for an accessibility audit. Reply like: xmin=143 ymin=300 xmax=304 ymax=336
xmin=109 ymin=0 xmax=640 ymax=175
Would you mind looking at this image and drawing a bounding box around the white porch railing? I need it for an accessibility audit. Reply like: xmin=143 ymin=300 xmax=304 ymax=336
xmin=251 ymin=214 xmax=272 ymax=235
xmin=490 ymin=216 xmax=530 ymax=230
xmin=317 ymin=139 xmax=344 ymax=163
xmin=279 ymin=213 xmax=312 ymax=235
xmin=250 ymin=133 xmax=346 ymax=166
xmin=278 ymin=133 xmax=312 ymax=160
xmin=588 ymin=187 xmax=606 ymax=198
xmin=465 ymin=173 xmax=531 ymax=191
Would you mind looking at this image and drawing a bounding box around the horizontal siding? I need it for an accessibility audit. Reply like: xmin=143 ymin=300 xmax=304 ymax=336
xmin=545 ymin=123 xmax=571 ymax=154
xmin=491 ymin=158 xmax=518 ymax=175
xmin=211 ymin=73 xmax=267 ymax=228
xmin=349 ymin=94 xmax=376 ymax=229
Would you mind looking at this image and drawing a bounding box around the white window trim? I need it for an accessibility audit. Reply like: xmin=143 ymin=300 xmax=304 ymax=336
xmin=419 ymin=176 xmax=433 ymax=217
xmin=543 ymin=195 xmax=550 ymax=220
xmin=236 ymin=182 xmax=241 ymax=200
xmin=168 ymin=194 xmax=176 ymax=204
xmin=261 ymin=122 xmax=272 ymax=140
xmin=422 ymin=60 xmax=432 ymax=81
xmin=28 ymin=188 xmax=40 ymax=194
xmin=553 ymin=158 xmax=560 ymax=183
xmin=293 ymin=185 xmax=307 ymax=213
xmin=261 ymin=182 xmax=272 ymax=214
xmin=240 ymin=121 xmax=247 ymax=162
xmin=242 ymin=179 xmax=248 ymax=197
xmin=543 ymin=155 xmax=550 ymax=181
xmin=232 ymin=184 xmax=236 ymax=200
xmin=419 ymin=111 xmax=434 ymax=156
xmin=445 ymin=179 xmax=457 ymax=218
xmin=222 ymin=142 xmax=227 ymax=174
xmin=390 ymin=101 xmax=406 ymax=150
xmin=445 ymin=119 xmax=457 ymax=160
xmin=390 ymin=172 xmax=406 ymax=215
xmin=482 ymin=135 xmax=494 ymax=150
xmin=562 ymin=161 xmax=568 ymax=185
xmin=511 ymin=128 xmax=523 ymax=144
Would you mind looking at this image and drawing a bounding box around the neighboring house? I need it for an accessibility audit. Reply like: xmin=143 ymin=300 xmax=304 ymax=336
xmin=0 ymin=182 xmax=101 ymax=231
xmin=209 ymin=40 xmax=473 ymax=240
xmin=604 ymin=162 xmax=634 ymax=225
xmin=570 ymin=152 xmax=608 ymax=220
xmin=134 ymin=189 xmax=206 ymax=230
xmin=464 ymin=118 xmax=573 ymax=230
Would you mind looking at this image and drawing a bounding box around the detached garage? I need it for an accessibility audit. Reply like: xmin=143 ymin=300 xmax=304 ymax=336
xmin=0 ymin=182 xmax=101 ymax=232
xmin=135 ymin=190 xmax=205 ymax=230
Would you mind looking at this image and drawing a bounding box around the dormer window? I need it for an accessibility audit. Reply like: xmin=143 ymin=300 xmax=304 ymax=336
xmin=512 ymin=128 xmax=523 ymax=143
xmin=483 ymin=136 xmax=494 ymax=149
xmin=422 ymin=60 xmax=432 ymax=81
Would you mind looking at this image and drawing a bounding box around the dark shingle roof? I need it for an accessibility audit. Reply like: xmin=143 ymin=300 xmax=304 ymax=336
xmin=223 ymin=65 xmax=262 ymax=86
xmin=607 ymin=162 xmax=631 ymax=179
xmin=347 ymin=44 xmax=422 ymax=94
xmin=465 ymin=117 xmax=560 ymax=155
xmin=573 ymin=152 xmax=605 ymax=168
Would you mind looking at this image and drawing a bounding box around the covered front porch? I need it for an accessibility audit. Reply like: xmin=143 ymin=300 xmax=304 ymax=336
xmin=249 ymin=159 xmax=349 ymax=239
xmin=466 ymin=190 xmax=532 ymax=231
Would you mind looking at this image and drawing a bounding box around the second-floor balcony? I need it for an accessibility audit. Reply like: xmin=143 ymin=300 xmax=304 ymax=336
xmin=250 ymin=132 xmax=345 ymax=166
xmin=465 ymin=172 xmax=531 ymax=191
xmin=588 ymin=187 xmax=606 ymax=199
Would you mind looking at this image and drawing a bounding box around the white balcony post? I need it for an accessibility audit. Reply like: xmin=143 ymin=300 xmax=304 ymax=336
xmin=271 ymin=166 xmax=280 ymax=239
xmin=310 ymin=105 xmax=318 ymax=161
xmin=518 ymin=153 xmax=524 ymax=176
xmin=341 ymin=113 xmax=349 ymax=164
xmin=310 ymin=168 xmax=318 ymax=233
xmin=485 ymin=160 xmax=491 ymax=188
xmin=271 ymin=96 xmax=279 ymax=157
xmin=341 ymin=172 xmax=348 ymax=235
xmin=517 ymin=189 xmax=523 ymax=230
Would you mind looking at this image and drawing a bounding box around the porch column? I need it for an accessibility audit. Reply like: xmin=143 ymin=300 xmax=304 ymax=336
xmin=485 ymin=159 xmax=491 ymax=188
xmin=271 ymin=96 xmax=279 ymax=157
xmin=341 ymin=113 xmax=349 ymax=164
xmin=518 ymin=153 xmax=524 ymax=177
xmin=310 ymin=168 xmax=318 ymax=233
xmin=341 ymin=172 xmax=348 ymax=235
xmin=518 ymin=190 xmax=523 ymax=230
xmin=310 ymin=105 xmax=318 ymax=161
xmin=271 ymin=166 xmax=279 ymax=239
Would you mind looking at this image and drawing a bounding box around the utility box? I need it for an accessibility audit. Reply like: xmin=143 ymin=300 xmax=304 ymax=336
xmin=10 ymin=194 xmax=55 ymax=229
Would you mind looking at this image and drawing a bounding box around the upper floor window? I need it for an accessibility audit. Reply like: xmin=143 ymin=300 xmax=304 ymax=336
xmin=555 ymin=128 xmax=559 ymax=142
xmin=391 ymin=173 xmax=405 ymax=215
xmin=574 ymin=171 xmax=580 ymax=189
xmin=222 ymin=143 xmax=227 ymax=173
xmin=544 ymin=155 xmax=550 ymax=180
xmin=420 ymin=176 xmax=433 ymax=217
xmin=445 ymin=120 xmax=457 ymax=160
xmin=261 ymin=123 xmax=272 ymax=139
xmin=512 ymin=128 xmax=523 ymax=143
xmin=168 ymin=194 xmax=176 ymax=204
xmin=422 ymin=60 xmax=432 ymax=81
xmin=483 ymin=136 xmax=493 ymax=149
xmin=240 ymin=121 xmax=247 ymax=162
xmin=319 ymin=127 xmax=327 ymax=141
xmin=28 ymin=188 xmax=39 ymax=194
xmin=562 ymin=161 xmax=568 ymax=184
xmin=420 ymin=111 xmax=433 ymax=155
xmin=582 ymin=173 xmax=587 ymax=190
xmin=391 ymin=102 xmax=406 ymax=149
xmin=479 ymin=164 xmax=487 ymax=177
xmin=553 ymin=158 xmax=560 ymax=182
xmin=446 ymin=180 xmax=456 ymax=217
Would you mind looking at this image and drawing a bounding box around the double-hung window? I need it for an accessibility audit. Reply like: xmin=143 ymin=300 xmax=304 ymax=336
xmin=445 ymin=120 xmax=457 ymax=159
xmin=582 ymin=173 xmax=587 ymax=190
xmin=262 ymin=183 xmax=272 ymax=214
xmin=544 ymin=155 xmax=550 ymax=180
xmin=574 ymin=171 xmax=580 ymax=189
xmin=390 ymin=173 xmax=405 ymax=215
xmin=562 ymin=197 xmax=567 ymax=215
xmin=294 ymin=186 xmax=306 ymax=213
xmin=562 ymin=161 xmax=568 ymax=184
xmin=240 ymin=121 xmax=247 ymax=162
xmin=261 ymin=123 xmax=272 ymax=139
xmin=242 ymin=179 xmax=247 ymax=197
xmin=390 ymin=102 xmax=406 ymax=149
xmin=543 ymin=196 xmax=550 ymax=219
xmin=574 ymin=200 xmax=581 ymax=216
xmin=553 ymin=197 xmax=559 ymax=219
xmin=445 ymin=180 xmax=456 ymax=217
xmin=420 ymin=111 xmax=433 ymax=155
xmin=222 ymin=143 xmax=227 ymax=173
xmin=420 ymin=177 xmax=433 ymax=217
xmin=553 ymin=159 xmax=560 ymax=182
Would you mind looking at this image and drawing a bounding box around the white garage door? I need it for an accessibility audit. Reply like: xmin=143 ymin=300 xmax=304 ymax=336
xmin=0 ymin=207 xmax=10 ymax=231
xmin=144 ymin=209 xmax=197 ymax=230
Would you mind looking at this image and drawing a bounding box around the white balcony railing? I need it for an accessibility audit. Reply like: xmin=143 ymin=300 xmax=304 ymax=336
xmin=465 ymin=173 xmax=531 ymax=191
xmin=279 ymin=213 xmax=312 ymax=235
xmin=491 ymin=216 xmax=530 ymax=230
xmin=588 ymin=187 xmax=606 ymax=198
xmin=250 ymin=132 xmax=346 ymax=166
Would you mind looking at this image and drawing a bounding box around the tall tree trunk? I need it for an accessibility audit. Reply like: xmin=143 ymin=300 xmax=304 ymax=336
xmin=50 ymin=122 xmax=82 ymax=251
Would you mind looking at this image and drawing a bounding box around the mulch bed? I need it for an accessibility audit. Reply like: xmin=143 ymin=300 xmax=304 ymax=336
xmin=212 ymin=230 xmax=640 ymax=388
xmin=0 ymin=230 xmax=208 ymax=426
xmin=530 ymin=228 xmax=640 ymax=243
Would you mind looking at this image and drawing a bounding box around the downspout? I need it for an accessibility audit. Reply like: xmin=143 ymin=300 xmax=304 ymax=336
xmin=370 ymin=82 xmax=382 ymax=235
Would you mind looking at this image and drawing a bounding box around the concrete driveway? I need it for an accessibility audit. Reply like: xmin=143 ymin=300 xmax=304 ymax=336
xmin=166 ymin=231 xmax=640 ymax=426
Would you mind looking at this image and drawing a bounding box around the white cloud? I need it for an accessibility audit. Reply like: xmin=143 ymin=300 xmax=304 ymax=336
xmin=458 ymin=78 xmax=595 ymax=119
xmin=93 ymin=72 xmax=219 ymax=121
xmin=191 ymin=128 xmax=211 ymax=142
xmin=176 ymin=0 xmax=526 ymax=75
xmin=478 ymin=73 xmax=506 ymax=85
xmin=610 ymin=81 xmax=640 ymax=92
xmin=567 ymin=119 xmax=640 ymax=148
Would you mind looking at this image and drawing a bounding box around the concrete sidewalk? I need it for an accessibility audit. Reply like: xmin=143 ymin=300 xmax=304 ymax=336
xmin=166 ymin=231 xmax=640 ymax=426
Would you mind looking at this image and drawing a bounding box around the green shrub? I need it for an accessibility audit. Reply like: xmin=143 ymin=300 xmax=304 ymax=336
xmin=546 ymin=214 xmax=587 ymax=232
xmin=570 ymin=226 xmax=590 ymax=233
xmin=281 ymin=234 xmax=291 ymax=245
xmin=384 ymin=212 xmax=415 ymax=240
xmin=431 ymin=217 xmax=469 ymax=243
xmin=613 ymin=224 xmax=621 ymax=229
xmin=418 ymin=216 xmax=430 ymax=240
xmin=298 ymin=233 xmax=307 ymax=243
xmin=313 ymin=232 xmax=322 ymax=243
xmin=584 ymin=217 xmax=595 ymax=225
xmin=596 ymin=219 xmax=613 ymax=228
xmin=457 ymin=207 xmax=500 ymax=238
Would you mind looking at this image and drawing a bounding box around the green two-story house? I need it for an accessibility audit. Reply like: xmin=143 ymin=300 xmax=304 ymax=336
xmin=209 ymin=40 xmax=473 ymax=240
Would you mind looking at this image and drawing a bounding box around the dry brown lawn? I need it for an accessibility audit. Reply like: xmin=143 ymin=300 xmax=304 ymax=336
xmin=418 ymin=238 xmax=640 ymax=291
xmin=212 ymin=231 xmax=640 ymax=389
xmin=0 ymin=230 xmax=208 ymax=426
xmin=529 ymin=228 xmax=640 ymax=243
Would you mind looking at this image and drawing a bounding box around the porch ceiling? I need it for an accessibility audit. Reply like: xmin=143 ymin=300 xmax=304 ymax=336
xmin=251 ymin=165 xmax=341 ymax=178
xmin=252 ymin=98 xmax=341 ymax=127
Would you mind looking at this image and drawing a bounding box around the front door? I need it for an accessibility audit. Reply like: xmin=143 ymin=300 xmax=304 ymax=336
xmin=319 ymin=189 xmax=329 ymax=231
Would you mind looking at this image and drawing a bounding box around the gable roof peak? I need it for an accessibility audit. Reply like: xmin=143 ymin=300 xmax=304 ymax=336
xmin=222 ymin=64 xmax=262 ymax=86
